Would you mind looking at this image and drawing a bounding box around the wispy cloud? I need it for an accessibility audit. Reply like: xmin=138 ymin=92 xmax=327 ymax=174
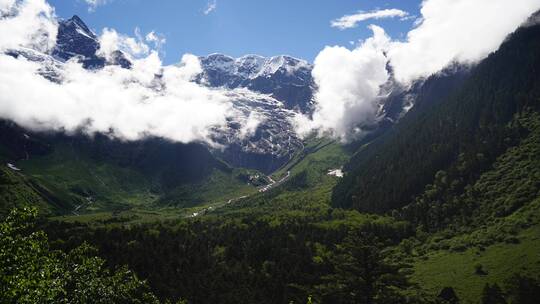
xmin=331 ymin=8 xmax=409 ymax=30
xmin=85 ymin=0 xmax=109 ymax=12
xmin=145 ymin=31 xmax=166 ymax=49
xmin=203 ymin=0 xmax=217 ymax=15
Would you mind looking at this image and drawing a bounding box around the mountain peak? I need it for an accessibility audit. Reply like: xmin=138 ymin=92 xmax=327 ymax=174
xmin=53 ymin=15 xmax=101 ymax=67
xmin=68 ymin=15 xmax=84 ymax=23
xmin=64 ymin=15 xmax=95 ymax=38
xmin=205 ymin=53 xmax=234 ymax=61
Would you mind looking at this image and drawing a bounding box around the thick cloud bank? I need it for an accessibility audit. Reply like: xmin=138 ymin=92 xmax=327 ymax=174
xmin=298 ymin=0 xmax=540 ymax=141
xmin=295 ymin=25 xmax=389 ymax=139
xmin=0 ymin=0 xmax=247 ymax=146
xmin=389 ymin=0 xmax=540 ymax=83
xmin=0 ymin=0 xmax=57 ymax=51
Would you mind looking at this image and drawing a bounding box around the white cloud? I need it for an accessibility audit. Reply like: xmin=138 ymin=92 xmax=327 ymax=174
xmin=388 ymin=0 xmax=540 ymax=83
xmin=0 ymin=0 xmax=57 ymax=52
xmin=239 ymin=112 xmax=262 ymax=139
xmin=203 ymin=0 xmax=216 ymax=15
xmin=331 ymin=8 xmax=409 ymax=30
xmin=0 ymin=53 xmax=235 ymax=144
xmin=0 ymin=0 xmax=256 ymax=146
xmin=145 ymin=31 xmax=166 ymax=49
xmin=299 ymin=0 xmax=540 ymax=141
xmin=85 ymin=0 xmax=108 ymax=12
xmin=0 ymin=0 xmax=17 ymax=13
xmin=98 ymin=27 xmax=150 ymax=60
xmin=294 ymin=25 xmax=390 ymax=141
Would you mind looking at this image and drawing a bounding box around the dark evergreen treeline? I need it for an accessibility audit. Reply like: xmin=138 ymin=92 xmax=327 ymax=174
xmin=37 ymin=197 xmax=540 ymax=304
xmin=41 ymin=209 xmax=417 ymax=304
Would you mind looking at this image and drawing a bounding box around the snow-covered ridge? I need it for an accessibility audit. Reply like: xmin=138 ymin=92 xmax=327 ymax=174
xmin=198 ymin=53 xmax=314 ymax=112
xmin=200 ymin=53 xmax=312 ymax=79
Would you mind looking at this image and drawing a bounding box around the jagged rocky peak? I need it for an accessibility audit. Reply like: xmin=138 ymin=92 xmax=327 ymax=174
xmin=51 ymin=15 xmax=131 ymax=69
xmin=1 ymin=13 xmax=303 ymax=172
xmin=64 ymin=15 xmax=97 ymax=38
xmin=53 ymin=15 xmax=99 ymax=60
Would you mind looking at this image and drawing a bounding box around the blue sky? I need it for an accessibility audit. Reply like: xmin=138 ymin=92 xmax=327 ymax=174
xmin=47 ymin=0 xmax=421 ymax=64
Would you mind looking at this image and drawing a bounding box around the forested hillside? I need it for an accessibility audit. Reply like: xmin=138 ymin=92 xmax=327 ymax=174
xmin=333 ymin=22 xmax=540 ymax=214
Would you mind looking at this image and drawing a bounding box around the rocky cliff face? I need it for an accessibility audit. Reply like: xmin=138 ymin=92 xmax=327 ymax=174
xmin=210 ymin=89 xmax=303 ymax=173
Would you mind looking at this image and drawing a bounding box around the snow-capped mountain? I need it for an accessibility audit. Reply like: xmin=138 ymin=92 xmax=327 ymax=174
xmin=197 ymin=53 xmax=313 ymax=170
xmin=8 ymin=15 xmax=131 ymax=70
xmin=199 ymin=54 xmax=314 ymax=112
xmin=49 ymin=15 xmax=129 ymax=69
xmin=3 ymin=15 xmax=306 ymax=173
xmin=3 ymin=14 xmax=435 ymax=173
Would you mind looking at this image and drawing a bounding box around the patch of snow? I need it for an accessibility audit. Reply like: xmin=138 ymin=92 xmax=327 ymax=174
xmin=66 ymin=16 xmax=97 ymax=38
xmin=260 ymin=55 xmax=285 ymax=76
xmin=7 ymin=163 xmax=21 ymax=171
xmin=402 ymin=94 xmax=415 ymax=113
xmin=76 ymin=27 xmax=94 ymax=40
xmin=327 ymin=168 xmax=344 ymax=178
xmin=257 ymin=55 xmax=310 ymax=77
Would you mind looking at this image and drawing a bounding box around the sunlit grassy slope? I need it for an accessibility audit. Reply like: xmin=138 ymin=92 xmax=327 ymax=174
xmin=213 ymin=138 xmax=352 ymax=219
xmin=407 ymin=113 xmax=540 ymax=302
xmin=2 ymin=141 xmax=259 ymax=216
